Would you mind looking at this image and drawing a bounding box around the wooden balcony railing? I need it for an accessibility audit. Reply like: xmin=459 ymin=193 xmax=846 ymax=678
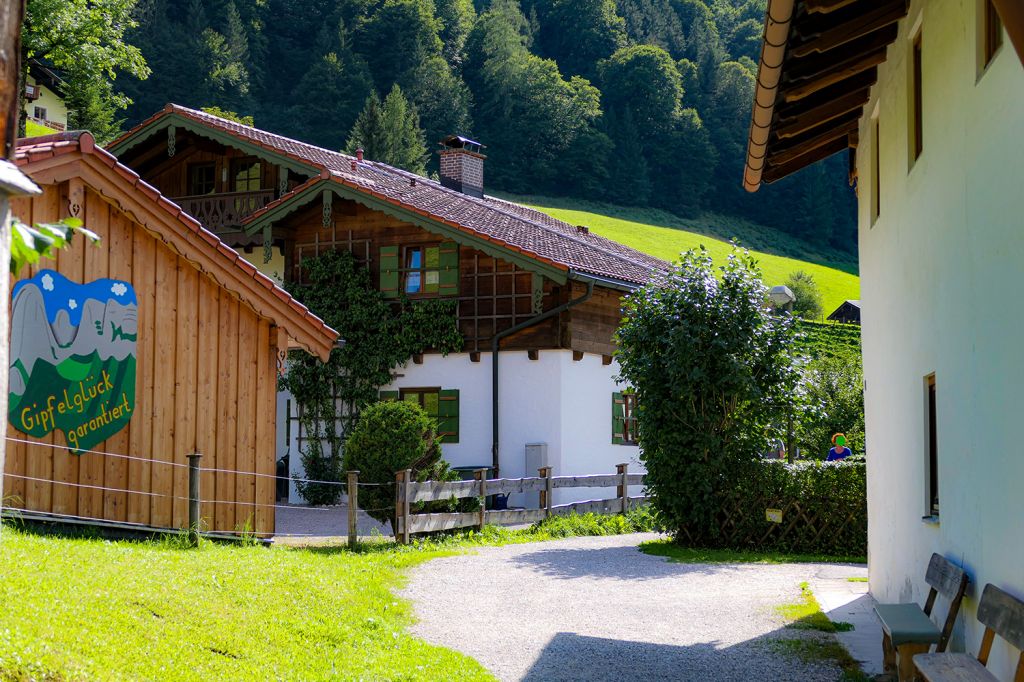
xmin=173 ymin=190 xmax=275 ymax=232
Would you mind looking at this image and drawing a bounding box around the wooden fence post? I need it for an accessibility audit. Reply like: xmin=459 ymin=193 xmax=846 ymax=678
xmin=394 ymin=469 xmax=405 ymax=544
xmin=474 ymin=468 xmax=488 ymax=532
xmin=539 ymin=466 xmax=553 ymax=518
xmin=617 ymin=463 xmax=628 ymax=514
xmin=347 ymin=470 xmax=359 ymax=550
xmin=402 ymin=469 xmax=412 ymax=544
xmin=187 ymin=453 xmax=202 ymax=546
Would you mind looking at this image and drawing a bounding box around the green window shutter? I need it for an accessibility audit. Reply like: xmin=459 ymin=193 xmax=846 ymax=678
xmin=612 ymin=392 xmax=625 ymax=445
xmin=437 ymin=389 xmax=459 ymax=443
xmin=379 ymin=390 xmax=399 ymax=401
xmin=380 ymin=245 xmax=399 ymax=298
xmin=438 ymin=242 xmax=459 ymax=297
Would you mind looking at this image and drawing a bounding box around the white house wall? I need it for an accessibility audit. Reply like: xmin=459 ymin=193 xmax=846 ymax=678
xmin=859 ymin=0 xmax=1024 ymax=676
xmin=279 ymin=349 xmax=644 ymax=509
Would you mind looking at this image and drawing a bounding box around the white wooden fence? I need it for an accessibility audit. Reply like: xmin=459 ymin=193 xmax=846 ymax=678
xmin=393 ymin=463 xmax=649 ymax=543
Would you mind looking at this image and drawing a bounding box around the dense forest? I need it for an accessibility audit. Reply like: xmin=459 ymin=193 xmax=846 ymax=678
xmin=37 ymin=0 xmax=858 ymax=254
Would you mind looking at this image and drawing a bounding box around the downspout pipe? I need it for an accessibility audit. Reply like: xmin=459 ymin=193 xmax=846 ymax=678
xmin=491 ymin=277 xmax=594 ymax=477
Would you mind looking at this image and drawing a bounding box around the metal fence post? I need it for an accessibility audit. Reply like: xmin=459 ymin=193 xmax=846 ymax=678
xmin=474 ymin=468 xmax=488 ymax=531
xmin=187 ymin=453 xmax=202 ymax=546
xmin=617 ymin=463 xmax=629 ymax=514
xmin=347 ymin=470 xmax=359 ymax=550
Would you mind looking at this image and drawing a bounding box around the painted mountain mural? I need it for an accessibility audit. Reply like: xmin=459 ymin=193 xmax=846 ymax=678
xmin=9 ymin=269 xmax=137 ymax=454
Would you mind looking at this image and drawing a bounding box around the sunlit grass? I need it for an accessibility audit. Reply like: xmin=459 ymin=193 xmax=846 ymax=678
xmin=0 ymin=525 xmax=493 ymax=681
xmin=507 ymin=194 xmax=860 ymax=316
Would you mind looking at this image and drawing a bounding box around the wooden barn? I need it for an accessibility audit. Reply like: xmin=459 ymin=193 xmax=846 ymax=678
xmin=4 ymin=132 xmax=337 ymax=536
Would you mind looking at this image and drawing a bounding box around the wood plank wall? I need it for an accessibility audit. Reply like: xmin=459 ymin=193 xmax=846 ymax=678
xmin=4 ymin=180 xmax=279 ymax=535
xmin=283 ymin=197 xmax=622 ymax=354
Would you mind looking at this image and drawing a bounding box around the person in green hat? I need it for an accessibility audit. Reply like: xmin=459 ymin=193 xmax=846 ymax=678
xmin=826 ymin=433 xmax=852 ymax=461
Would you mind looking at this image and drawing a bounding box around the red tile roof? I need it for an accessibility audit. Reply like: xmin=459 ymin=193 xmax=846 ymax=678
xmin=112 ymin=105 xmax=669 ymax=286
xmin=14 ymin=131 xmax=339 ymax=360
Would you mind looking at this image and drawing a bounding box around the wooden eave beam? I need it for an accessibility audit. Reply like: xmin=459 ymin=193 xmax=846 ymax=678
xmin=767 ymin=117 xmax=859 ymax=166
xmin=992 ymin=0 xmax=1024 ymax=67
xmin=775 ymin=67 xmax=877 ymax=120
xmin=783 ymin=47 xmax=888 ymax=102
xmin=773 ymin=85 xmax=871 ymax=139
xmin=791 ymin=0 xmax=908 ymax=58
xmin=805 ymin=0 xmax=860 ymax=13
xmin=763 ymin=135 xmax=850 ymax=183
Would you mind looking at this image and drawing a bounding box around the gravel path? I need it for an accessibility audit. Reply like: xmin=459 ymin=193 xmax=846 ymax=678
xmin=402 ymin=534 xmax=869 ymax=681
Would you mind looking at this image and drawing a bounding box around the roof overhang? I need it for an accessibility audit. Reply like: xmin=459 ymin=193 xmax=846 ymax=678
xmin=743 ymin=0 xmax=909 ymax=191
xmin=16 ymin=133 xmax=339 ymax=361
xmin=108 ymin=109 xmax=318 ymax=178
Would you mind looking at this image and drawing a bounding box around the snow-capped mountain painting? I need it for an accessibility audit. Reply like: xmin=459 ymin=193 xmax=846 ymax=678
xmin=9 ymin=269 xmax=137 ymax=454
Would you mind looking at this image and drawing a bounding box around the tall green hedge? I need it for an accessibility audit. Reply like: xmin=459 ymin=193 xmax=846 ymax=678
xmin=675 ymin=460 xmax=866 ymax=557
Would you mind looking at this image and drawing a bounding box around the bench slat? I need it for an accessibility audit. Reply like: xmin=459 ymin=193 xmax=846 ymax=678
xmin=926 ymin=553 xmax=970 ymax=600
xmin=977 ymin=584 xmax=1024 ymax=653
xmin=914 ymin=653 xmax=997 ymax=682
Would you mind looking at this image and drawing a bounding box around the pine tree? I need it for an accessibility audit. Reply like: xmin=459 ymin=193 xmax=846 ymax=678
xmin=347 ymin=85 xmax=429 ymax=175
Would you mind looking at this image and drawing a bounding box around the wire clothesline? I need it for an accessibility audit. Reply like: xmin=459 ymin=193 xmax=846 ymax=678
xmin=4 ymin=436 xmax=393 ymax=487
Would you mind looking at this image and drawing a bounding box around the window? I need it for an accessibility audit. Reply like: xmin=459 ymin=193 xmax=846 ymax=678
xmin=402 ymin=245 xmax=441 ymax=295
xmin=188 ymin=163 xmax=216 ymax=196
xmin=925 ymin=374 xmax=939 ymax=517
xmin=910 ymin=33 xmax=924 ymax=163
xmin=871 ymin=116 xmax=881 ymax=224
xmin=33 ymin=106 xmax=46 ymax=120
xmin=231 ymin=158 xmax=261 ymax=192
xmin=984 ymin=1 xmax=1004 ymax=67
xmin=383 ymin=387 xmax=460 ymax=442
xmin=612 ymin=392 xmax=638 ymax=445
xmin=379 ymin=243 xmax=458 ymax=299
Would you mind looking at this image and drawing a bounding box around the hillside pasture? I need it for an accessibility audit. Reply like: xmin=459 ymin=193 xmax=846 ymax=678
xmin=512 ymin=196 xmax=860 ymax=316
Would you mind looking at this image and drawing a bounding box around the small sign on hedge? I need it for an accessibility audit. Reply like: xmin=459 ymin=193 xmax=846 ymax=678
xmin=765 ymin=508 xmax=783 ymax=524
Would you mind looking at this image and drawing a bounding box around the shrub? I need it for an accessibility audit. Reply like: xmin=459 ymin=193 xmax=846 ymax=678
xmin=785 ymin=270 xmax=824 ymax=320
xmin=295 ymin=441 xmax=345 ymax=505
xmin=797 ymin=348 xmax=865 ymax=459
xmin=677 ymin=460 xmax=867 ymax=556
xmin=343 ymin=400 xmax=456 ymax=529
xmin=615 ymin=245 xmax=800 ymax=541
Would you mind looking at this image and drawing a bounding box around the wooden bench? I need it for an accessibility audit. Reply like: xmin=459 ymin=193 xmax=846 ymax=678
xmin=874 ymin=553 xmax=970 ymax=681
xmin=915 ymin=584 xmax=1024 ymax=682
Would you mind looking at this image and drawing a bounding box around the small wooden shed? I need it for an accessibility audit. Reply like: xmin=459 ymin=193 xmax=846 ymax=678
xmin=4 ymin=132 xmax=337 ymax=536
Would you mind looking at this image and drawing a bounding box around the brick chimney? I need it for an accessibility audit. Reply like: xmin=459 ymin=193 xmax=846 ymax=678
xmin=438 ymin=135 xmax=486 ymax=199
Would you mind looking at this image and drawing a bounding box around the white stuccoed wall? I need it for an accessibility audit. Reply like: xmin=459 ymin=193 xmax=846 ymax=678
xmin=859 ymin=0 xmax=1024 ymax=676
xmin=279 ymin=349 xmax=645 ymax=508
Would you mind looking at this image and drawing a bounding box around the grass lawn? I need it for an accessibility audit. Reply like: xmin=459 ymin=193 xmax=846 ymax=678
xmin=506 ymin=194 xmax=860 ymax=316
xmin=24 ymin=120 xmax=59 ymax=137
xmin=0 ymin=526 xmax=493 ymax=681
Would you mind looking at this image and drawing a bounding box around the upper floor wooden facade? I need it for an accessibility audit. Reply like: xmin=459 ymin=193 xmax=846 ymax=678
xmin=115 ymin=126 xmax=631 ymax=357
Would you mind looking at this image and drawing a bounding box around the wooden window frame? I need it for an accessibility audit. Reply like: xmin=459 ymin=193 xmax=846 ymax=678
xmin=871 ymin=114 xmax=881 ymax=225
xmin=187 ymin=162 xmax=216 ymax=196
xmin=32 ymin=105 xmax=46 ymax=120
xmin=399 ymin=387 xmax=458 ymax=442
xmin=925 ymin=373 xmax=939 ymax=518
xmin=910 ymin=32 xmax=924 ymax=165
xmin=979 ymin=0 xmax=1004 ymax=74
xmin=400 ymin=243 xmax=442 ymax=298
xmin=231 ymin=157 xmax=262 ymax=193
xmin=622 ymin=393 xmax=638 ymax=445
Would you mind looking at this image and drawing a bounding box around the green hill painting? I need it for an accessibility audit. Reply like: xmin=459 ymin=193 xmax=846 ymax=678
xmin=9 ymin=269 xmax=137 ymax=454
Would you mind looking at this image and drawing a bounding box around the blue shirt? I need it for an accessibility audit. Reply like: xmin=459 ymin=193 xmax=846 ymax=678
xmin=826 ymin=446 xmax=852 ymax=461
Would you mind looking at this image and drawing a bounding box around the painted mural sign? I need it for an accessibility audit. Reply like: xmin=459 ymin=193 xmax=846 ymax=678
xmin=9 ymin=270 xmax=137 ymax=454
